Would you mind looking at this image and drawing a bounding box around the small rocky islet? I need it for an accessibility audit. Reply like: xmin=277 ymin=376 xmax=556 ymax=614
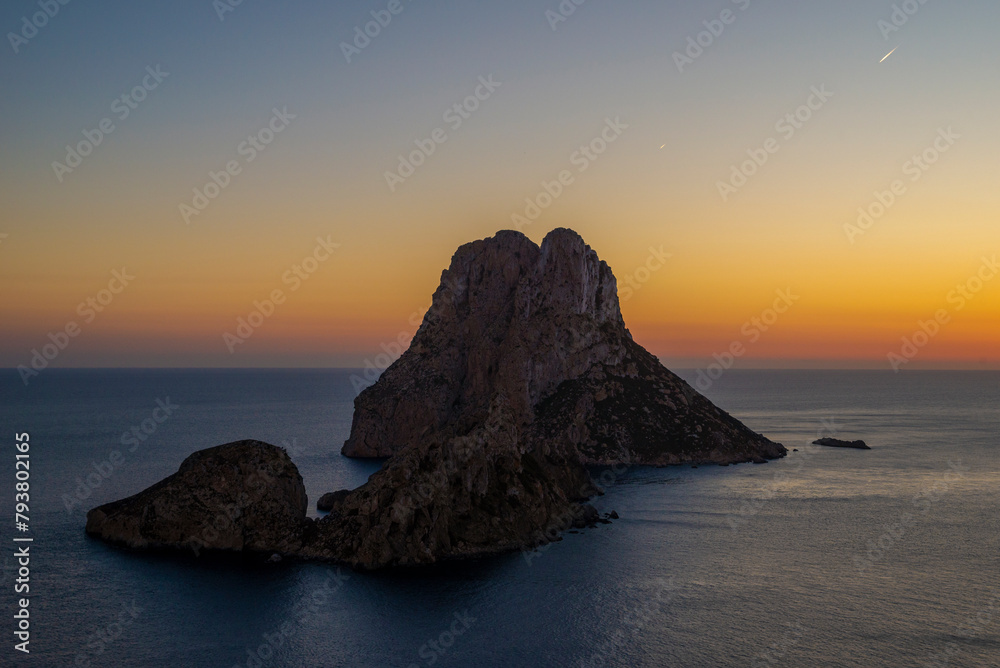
xmin=813 ymin=437 xmax=871 ymax=450
xmin=86 ymin=228 xmax=786 ymax=569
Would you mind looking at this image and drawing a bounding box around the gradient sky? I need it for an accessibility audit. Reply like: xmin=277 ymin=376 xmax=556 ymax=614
xmin=2 ymin=0 xmax=998 ymax=370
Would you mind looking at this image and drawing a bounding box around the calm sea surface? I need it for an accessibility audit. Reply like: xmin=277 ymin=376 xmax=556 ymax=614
xmin=1 ymin=369 xmax=997 ymax=667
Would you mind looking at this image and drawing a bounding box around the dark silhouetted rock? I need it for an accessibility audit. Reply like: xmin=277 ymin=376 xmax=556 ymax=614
xmin=299 ymin=394 xmax=599 ymax=569
xmin=309 ymin=229 xmax=784 ymax=567
xmin=316 ymin=489 xmax=351 ymax=512
xmin=308 ymin=229 xmax=784 ymax=568
xmin=91 ymin=229 xmax=785 ymax=571
xmin=571 ymin=504 xmax=600 ymax=528
xmin=86 ymin=440 xmax=308 ymax=556
xmin=343 ymin=229 xmax=784 ymax=468
xmin=813 ymin=438 xmax=870 ymax=450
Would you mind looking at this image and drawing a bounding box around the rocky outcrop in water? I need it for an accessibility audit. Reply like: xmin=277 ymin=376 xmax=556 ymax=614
xmin=343 ymin=228 xmax=784 ymax=466
xmin=813 ymin=438 xmax=870 ymax=450
xmin=85 ymin=440 xmax=308 ymax=555
xmin=86 ymin=424 xmax=596 ymax=570
xmin=87 ymin=229 xmax=784 ymax=570
xmin=303 ymin=228 xmax=784 ymax=568
xmin=301 ymin=393 xmax=598 ymax=569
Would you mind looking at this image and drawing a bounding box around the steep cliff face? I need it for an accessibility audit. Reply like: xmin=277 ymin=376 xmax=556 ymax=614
xmin=343 ymin=228 xmax=783 ymax=467
xmin=343 ymin=230 xmax=544 ymax=458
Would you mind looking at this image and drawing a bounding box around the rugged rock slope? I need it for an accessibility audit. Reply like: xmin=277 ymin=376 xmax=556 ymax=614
xmin=87 ymin=229 xmax=784 ymax=570
xmin=301 ymin=394 xmax=596 ymax=569
xmin=343 ymin=228 xmax=784 ymax=466
xmin=86 ymin=440 xmax=308 ymax=555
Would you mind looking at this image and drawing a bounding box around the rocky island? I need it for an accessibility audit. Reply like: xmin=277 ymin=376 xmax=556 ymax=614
xmin=87 ymin=228 xmax=785 ymax=569
xmin=813 ymin=438 xmax=871 ymax=450
xmin=85 ymin=440 xmax=309 ymax=555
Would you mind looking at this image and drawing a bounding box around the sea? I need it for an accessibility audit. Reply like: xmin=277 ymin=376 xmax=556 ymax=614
xmin=1 ymin=369 xmax=997 ymax=667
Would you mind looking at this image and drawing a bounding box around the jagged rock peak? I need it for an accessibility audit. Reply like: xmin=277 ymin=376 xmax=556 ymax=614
xmin=343 ymin=228 xmax=629 ymax=458
xmin=85 ymin=229 xmax=785 ymax=571
xmin=418 ymin=228 xmax=623 ymax=338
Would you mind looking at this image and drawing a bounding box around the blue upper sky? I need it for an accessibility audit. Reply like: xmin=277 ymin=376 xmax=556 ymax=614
xmin=2 ymin=0 xmax=999 ymax=368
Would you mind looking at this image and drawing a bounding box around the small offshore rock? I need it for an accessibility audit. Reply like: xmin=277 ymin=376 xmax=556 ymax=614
xmin=813 ymin=438 xmax=871 ymax=450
